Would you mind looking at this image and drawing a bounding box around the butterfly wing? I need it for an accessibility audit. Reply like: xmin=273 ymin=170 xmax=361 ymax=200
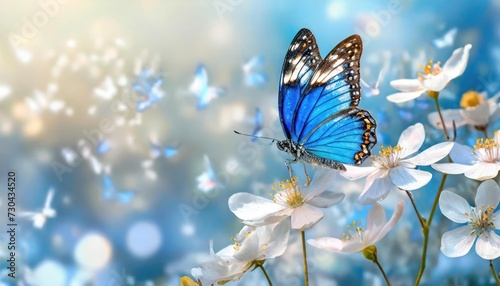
xmin=293 ymin=34 xmax=376 ymax=166
xmin=302 ymin=108 xmax=376 ymax=166
xmin=279 ymin=28 xmax=322 ymax=139
xmin=189 ymin=64 xmax=208 ymax=96
xmin=292 ymin=34 xmax=362 ymax=143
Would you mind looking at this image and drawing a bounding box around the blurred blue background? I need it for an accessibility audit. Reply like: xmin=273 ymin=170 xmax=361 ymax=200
xmin=0 ymin=0 xmax=499 ymax=285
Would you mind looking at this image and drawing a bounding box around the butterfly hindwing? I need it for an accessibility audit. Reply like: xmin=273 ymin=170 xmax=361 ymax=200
xmin=293 ymin=35 xmax=363 ymax=143
xmin=279 ymin=28 xmax=322 ymax=139
xmin=303 ymin=108 xmax=376 ymax=165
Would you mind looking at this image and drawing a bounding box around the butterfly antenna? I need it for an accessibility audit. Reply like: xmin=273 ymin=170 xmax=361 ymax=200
xmin=233 ymin=130 xmax=277 ymax=143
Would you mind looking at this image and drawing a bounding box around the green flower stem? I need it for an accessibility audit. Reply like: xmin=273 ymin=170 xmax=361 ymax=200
xmin=490 ymin=260 xmax=500 ymax=286
xmin=433 ymin=95 xmax=450 ymax=141
xmin=405 ymin=190 xmax=426 ymax=229
xmin=258 ymin=264 xmax=273 ymax=286
xmin=374 ymin=256 xmax=391 ymax=286
xmin=414 ymin=173 xmax=448 ymax=286
xmin=301 ymin=231 xmax=309 ymax=286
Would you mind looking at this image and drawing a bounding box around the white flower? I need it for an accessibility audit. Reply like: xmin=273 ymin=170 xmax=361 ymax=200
xmin=191 ymin=220 xmax=290 ymax=285
xmin=432 ymin=131 xmax=500 ymax=181
xmin=428 ymin=91 xmax=500 ymax=131
xmin=229 ymin=169 xmax=345 ymax=231
xmin=341 ymin=123 xmax=453 ymax=204
xmin=439 ymin=180 xmax=500 ymax=260
xmin=387 ymin=44 xmax=472 ymax=103
xmin=308 ymin=201 xmax=404 ymax=253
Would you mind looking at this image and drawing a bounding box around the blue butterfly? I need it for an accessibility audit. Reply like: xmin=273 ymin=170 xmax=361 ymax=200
xmin=102 ymin=176 xmax=134 ymax=203
xmin=189 ymin=64 xmax=225 ymax=110
xmin=132 ymin=69 xmax=165 ymax=112
xmin=243 ymin=56 xmax=268 ymax=89
xmin=150 ymin=141 xmax=179 ymax=159
xmin=276 ymin=28 xmax=377 ymax=171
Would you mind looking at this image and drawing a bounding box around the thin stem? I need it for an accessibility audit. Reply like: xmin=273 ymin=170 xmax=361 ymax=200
xmin=258 ymin=264 xmax=273 ymax=286
xmin=427 ymin=174 xmax=448 ymax=227
xmin=405 ymin=190 xmax=426 ymax=229
xmin=433 ymin=96 xmax=449 ymax=141
xmin=373 ymin=255 xmax=392 ymax=286
xmin=490 ymin=260 xmax=500 ymax=286
xmin=414 ymin=173 xmax=448 ymax=286
xmin=301 ymin=231 xmax=309 ymax=286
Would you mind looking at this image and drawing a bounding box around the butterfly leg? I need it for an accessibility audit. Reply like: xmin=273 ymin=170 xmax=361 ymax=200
xmin=302 ymin=163 xmax=311 ymax=187
xmin=285 ymin=159 xmax=296 ymax=180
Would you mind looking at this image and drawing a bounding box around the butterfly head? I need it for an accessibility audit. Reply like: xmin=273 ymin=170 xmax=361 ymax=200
xmin=276 ymin=140 xmax=296 ymax=155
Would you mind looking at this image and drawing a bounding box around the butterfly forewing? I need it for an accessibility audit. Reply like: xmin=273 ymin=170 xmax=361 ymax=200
xmin=279 ymin=28 xmax=322 ymax=139
xmin=292 ymin=35 xmax=363 ymax=142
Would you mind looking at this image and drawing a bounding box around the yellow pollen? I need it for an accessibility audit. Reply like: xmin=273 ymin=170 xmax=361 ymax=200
xmin=370 ymin=145 xmax=403 ymax=168
xmin=379 ymin=145 xmax=402 ymax=156
xmin=272 ymin=176 xmax=305 ymax=207
xmin=417 ymin=60 xmax=442 ymax=79
xmin=473 ymin=138 xmax=497 ymax=152
xmin=460 ymin=90 xmax=484 ymax=108
xmin=341 ymin=220 xmax=364 ymax=241
xmin=467 ymin=205 xmax=495 ymax=236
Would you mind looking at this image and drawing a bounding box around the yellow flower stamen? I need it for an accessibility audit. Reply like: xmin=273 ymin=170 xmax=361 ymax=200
xmin=466 ymin=205 xmax=495 ymax=236
xmin=417 ymin=60 xmax=442 ymax=80
xmin=370 ymin=145 xmax=403 ymax=169
xmin=460 ymin=90 xmax=484 ymax=108
xmin=473 ymin=137 xmax=499 ymax=163
xmin=272 ymin=177 xmax=305 ymax=208
xmin=341 ymin=220 xmax=364 ymax=241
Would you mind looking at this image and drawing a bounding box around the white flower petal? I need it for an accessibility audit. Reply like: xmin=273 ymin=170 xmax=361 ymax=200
xmin=440 ymin=226 xmax=476 ymax=258
xmin=449 ymin=143 xmax=475 ymax=164
xmin=304 ymin=168 xmax=336 ymax=199
xmin=366 ymin=203 xmax=387 ymax=233
xmin=476 ymin=231 xmax=500 ymax=260
xmin=494 ymin=210 xmax=500 ymax=230
xmin=369 ymin=200 xmax=405 ymax=244
xmin=361 ymin=169 xmax=388 ymax=194
xmin=291 ymin=204 xmax=324 ymax=231
xmin=341 ymin=240 xmax=370 ymax=253
xmin=397 ymin=123 xmax=425 ymax=158
xmin=421 ymin=72 xmax=449 ymax=91
xmin=431 ymin=162 xmax=473 ymax=175
xmin=389 ymin=167 xmax=432 ymax=191
xmin=229 ymin=193 xmax=287 ymax=221
xmin=386 ymin=90 xmax=427 ymax=103
xmin=475 ymin=180 xmax=500 ymax=209
xmin=442 ymin=44 xmax=472 ymax=80
xmin=307 ymin=237 xmax=361 ymax=253
xmin=404 ymin=142 xmax=453 ymax=166
xmin=307 ymin=191 xmax=344 ymax=208
xmin=341 ymin=165 xmax=377 ymax=180
xmin=439 ymin=190 xmax=471 ymax=223
xmin=460 ymin=102 xmax=491 ymax=127
xmin=464 ymin=162 xmax=500 ymax=181
xmin=266 ymin=220 xmax=291 ymax=259
xmin=358 ymin=176 xmax=397 ymax=204
xmin=233 ymin=230 xmax=260 ymax=262
xmin=390 ymin=79 xmax=424 ymax=92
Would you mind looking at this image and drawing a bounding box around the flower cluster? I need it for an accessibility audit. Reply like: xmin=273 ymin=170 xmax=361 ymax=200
xmin=184 ymin=38 xmax=500 ymax=285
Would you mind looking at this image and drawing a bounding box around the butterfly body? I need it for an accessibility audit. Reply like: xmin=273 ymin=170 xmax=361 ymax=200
xmin=277 ymin=29 xmax=377 ymax=171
